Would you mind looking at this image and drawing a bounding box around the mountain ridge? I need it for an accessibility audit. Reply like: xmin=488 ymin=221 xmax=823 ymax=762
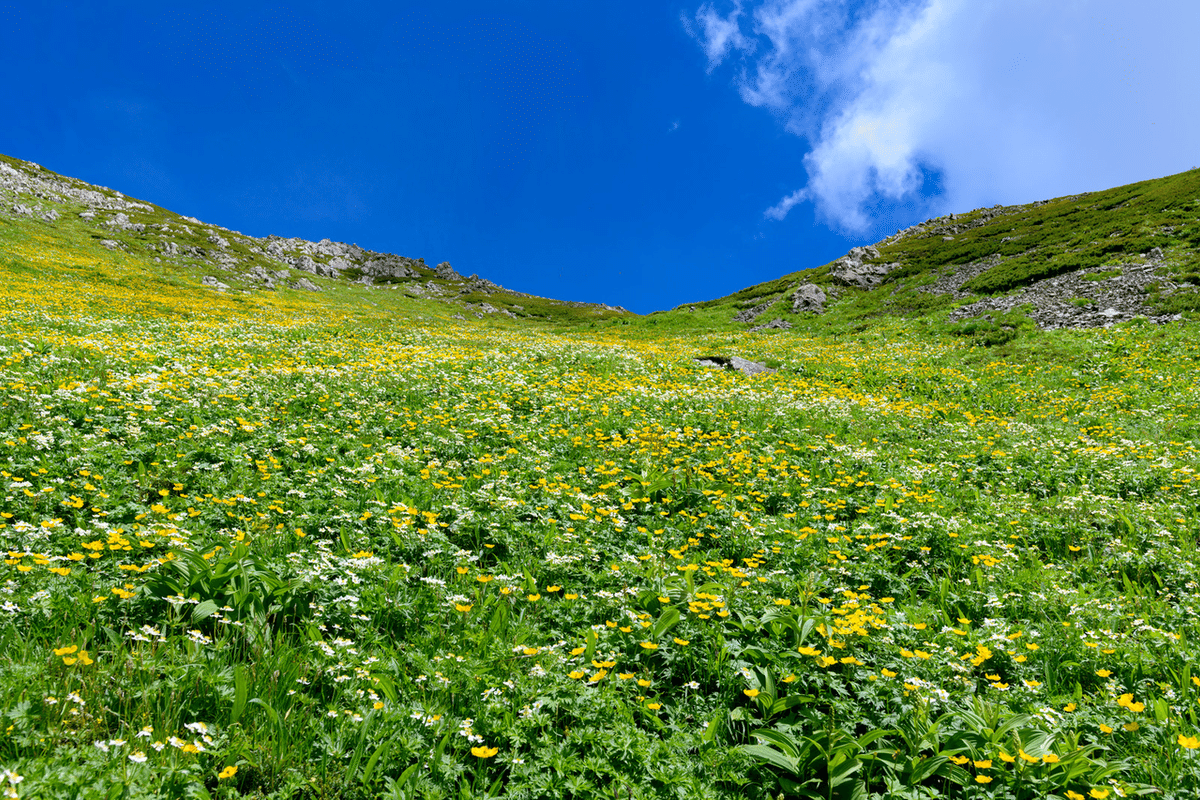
xmin=3 ymin=151 xmax=1198 ymax=335
xmin=0 ymin=153 xmax=629 ymax=323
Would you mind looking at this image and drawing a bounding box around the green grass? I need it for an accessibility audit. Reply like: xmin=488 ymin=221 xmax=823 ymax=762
xmin=690 ymin=168 xmax=1200 ymax=331
xmin=3 ymin=157 xmax=1200 ymax=799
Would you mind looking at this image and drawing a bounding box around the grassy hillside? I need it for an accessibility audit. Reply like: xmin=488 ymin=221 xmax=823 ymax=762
xmin=2 ymin=162 xmax=1200 ymax=800
xmin=652 ymin=169 xmax=1200 ymax=334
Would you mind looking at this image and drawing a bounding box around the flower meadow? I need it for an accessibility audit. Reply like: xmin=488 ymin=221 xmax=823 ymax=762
xmin=3 ymin=235 xmax=1200 ymax=799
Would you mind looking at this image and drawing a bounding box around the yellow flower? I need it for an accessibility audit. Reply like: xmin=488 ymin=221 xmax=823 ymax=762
xmin=645 ymin=702 xmax=661 ymax=710
xmin=743 ymin=689 xmax=760 ymax=698
xmin=639 ymin=642 xmax=658 ymax=650
xmin=1067 ymin=792 xmax=1085 ymax=800
xmin=774 ymin=598 xmax=791 ymax=606
xmin=798 ymin=646 xmax=821 ymax=657
xmin=975 ymin=775 xmax=992 ymax=784
xmin=454 ymin=603 xmax=472 ymax=613
xmin=1099 ymin=724 xmax=1114 ymax=734
xmin=1096 ymin=669 xmax=1112 ymax=678
xmin=522 ymin=647 xmax=539 ymax=656
xmin=1042 ymin=753 xmax=1060 ymax=763
xmin=53 ymin=645 xmax=78 ymax=656
xmin=948 ymin=755 xmax=968 ymax=765
xmin=817 ymin=656 xmax=837 ymax=668
xmin=1018 ymin=750 xmax=1038 ymax=764
xmin=1123 ymin=721 xmax=1139 ymax=732
xmin=373 ymin=701 xmax=384 ymax=710
xmin=973 ymin=759 xmax=991 ymax=769
xmin=673 ymin=638 xmax=689 ymax=646
xmin=1178 ymin=734 xmax=1200 ymax=749
xmin=218 ymin=766 xmax=237 ymax=779
xmin=526 ymin=593 xmax=540 ymax=602
xmin=471 ymin=746 xmax=499 ymax=758
xmin=569 ymin=670 xmax=586 ymax=680
xmin=1064 ymin=703 xmax=1077 ymax=712
xmin=998 ymin=752 xmax=1015 ymax=763
xmin=1089 ymin=789 xmax=1110 ymax=799
xmin=78 ymin=650 xmax=94 ymax=666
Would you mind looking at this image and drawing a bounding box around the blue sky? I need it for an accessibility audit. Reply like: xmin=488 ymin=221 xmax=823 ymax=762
xmin=2 ymin=1 xmax=1197 ymax=313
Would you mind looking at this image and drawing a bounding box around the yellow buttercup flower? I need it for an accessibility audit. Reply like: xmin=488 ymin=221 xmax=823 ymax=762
xmin=471 ymin=746 xmax=499 ymax=758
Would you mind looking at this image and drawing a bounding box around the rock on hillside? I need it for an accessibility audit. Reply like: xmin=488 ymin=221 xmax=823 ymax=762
xmin=0 ymin=154 xmax=628 ymax=320
xmin=720 ymin=171 xmax=1200 ymax=331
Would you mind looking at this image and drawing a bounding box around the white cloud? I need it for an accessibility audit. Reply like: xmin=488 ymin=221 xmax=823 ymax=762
xmin=685 ymin=1 xmax=752 ymax=71
xmin=763 ymin=188 xmax=806 ymax=220
xmin=690 ymin=0 xmax=1200 ymax=233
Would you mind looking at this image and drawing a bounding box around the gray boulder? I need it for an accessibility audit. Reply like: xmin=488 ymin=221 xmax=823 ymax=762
xmin=201 ymin=276 xmax=229 ymax=291
xmin=247 ymin=266 xmax=276 ymax=289
xmin=435 ymin=261 xmax=461 ymax=280
xmin=694 ymin=355 xmax=775 ymax=376
xmin=792 ymin=283 xmax=827 ymax=313
xmin=292 ymin=277 xmax=321 ymax=292
xmin=829 ymin=245 xmax=895 ymax=289
xmin=362 ymin=254 xmax=418 ymax=280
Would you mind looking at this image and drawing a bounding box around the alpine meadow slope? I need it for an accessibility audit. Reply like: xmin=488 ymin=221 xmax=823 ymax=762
xmin=1 ymin=154 xmax=1200 ymax=800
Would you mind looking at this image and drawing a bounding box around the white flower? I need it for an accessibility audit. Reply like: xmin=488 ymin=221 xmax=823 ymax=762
xmin=128 ymin=751 xmax=148 ymax=763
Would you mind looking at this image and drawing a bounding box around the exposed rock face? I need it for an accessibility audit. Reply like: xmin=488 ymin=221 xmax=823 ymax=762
xmin=750 ymin=318 xmax=793 ymax=332
xmin=201 ymin=276 xmax=229 ymax=291
xmin=791 ymin=283 xmax=826 ymax=313
xmin=830 ymin=246 xmax=897 ymax=289
xmin=946 ymin=260 xmax=1183 ymax=329
xmin=362 ymin=254 xmax=419 ymax=281
xmin=694 ymin=355 xmax=775 ymax=376
xmin=292 ymin=277 xmax=321 ymax=292
xmin=734 ymin=300 xmax=775 ymax=324
xmin=435 ymin=261 xmax=461 ymax=280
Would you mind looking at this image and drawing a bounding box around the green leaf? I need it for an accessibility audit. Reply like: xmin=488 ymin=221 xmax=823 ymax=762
xmin=583 ymin=629 xmax=598 ymax=663
xmin=193 ymin=599 xmax=218 ymax=621
xmin=230 ymin=665 xmax=248 ymax=725
xmin=738 ymin=744 xmax=799 ymax=775
xmin=701 ymin=708 xmax=724 ymax=745
xmin=909 ymin=755 xmax=950 ymax=783
xmin=769 ymin=694 xmax=815 ymax=716
xmin=651 ymin=606 xmax=681 ymax=639
xmin=751 ymin=728 xmax=801 ymax=757
xmin=248 ymin=697 xmax=280 ymax=727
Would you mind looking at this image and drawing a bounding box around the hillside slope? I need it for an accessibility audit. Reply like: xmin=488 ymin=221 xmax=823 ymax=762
xmin=0 ymin=154 xmax=629 ymax=325
xmin=673 ymin=169 xmax=1200 ymax=336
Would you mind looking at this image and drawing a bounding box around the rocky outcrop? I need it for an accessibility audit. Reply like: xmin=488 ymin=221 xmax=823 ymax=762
xmin=830 ymin=246 xmax=898 ymax=289
xmin=947 ymin=257 xmax=1183 ymax=329
xmin=791 ymin=283 xmax=826 ymax=313
xmin=733 ymin=300 xmax=775 ymax=324
xmin=750 ymin=318 xmax=793 ymax=332
xmin=694 ymin=355 xmax=775 ymax=376
xmin=0 ymin=154 xmax=628 ymax=320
